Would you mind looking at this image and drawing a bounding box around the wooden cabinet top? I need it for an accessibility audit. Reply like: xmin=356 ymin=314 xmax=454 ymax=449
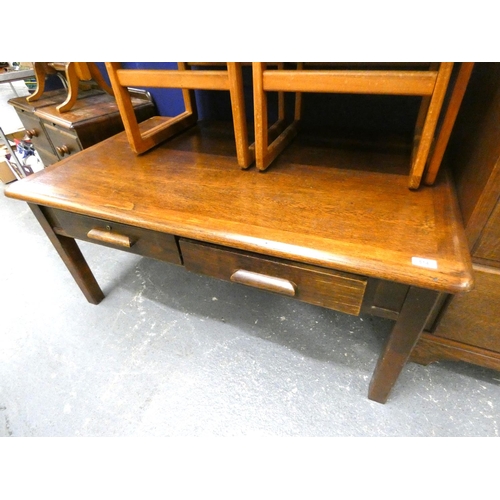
xmin=4 ymin=121 xmax=473 ymax=293
xmin=9 ymin=89 xmax=103 ymax=113
xmin=9 ymin=89 xmax=154 ymax=129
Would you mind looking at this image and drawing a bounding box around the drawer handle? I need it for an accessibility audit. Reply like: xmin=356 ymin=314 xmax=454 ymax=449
xmin=87 ymin=228 xmax=134 ymax=248
xmin=26 ymin=129 xmax=38 ymax=139
xmin=56 ymin=145 xmax=71 ymax=156
xmin=230 ymin=269 xmax=296 ymax=297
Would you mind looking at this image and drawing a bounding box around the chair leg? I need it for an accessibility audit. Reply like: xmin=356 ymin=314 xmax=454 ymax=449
xmin=253 ymin=62 xmax=300 ymax=171
xmin=253 ymin=62 xmax=269 ymax=170
xmin=408 ymin=62 xmax=454 ymax=189
xmin=424 ymin=62 xmax=475 ymax=186
xmin=294 ymin=62 xmax=303 ymax=121
xmin=88 ymin=62 xmax=115 ymax=96
xmin=105 ymin=62 xmax=197 ymax=155
xmin=57 ymin=63 xmax=79 ymax=113
xmin=26 ymin=62 xmax=51 ymax=102
xmin=227 ymin=62 xmax=254 ymax=169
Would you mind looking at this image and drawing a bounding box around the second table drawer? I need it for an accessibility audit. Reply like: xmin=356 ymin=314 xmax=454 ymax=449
xmin=179 ymin=239 xmax=367 ymax=316
xmin=45 ymin=207 xmax=182 ymax=265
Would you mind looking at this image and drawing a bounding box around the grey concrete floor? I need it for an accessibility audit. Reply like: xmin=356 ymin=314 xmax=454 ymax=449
xmin=1 ymin=78 xmax=500 ymax=437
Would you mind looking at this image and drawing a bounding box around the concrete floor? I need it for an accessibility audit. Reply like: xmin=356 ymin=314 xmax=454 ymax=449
xmin=1 ymin=78 xmax=500 ymax=437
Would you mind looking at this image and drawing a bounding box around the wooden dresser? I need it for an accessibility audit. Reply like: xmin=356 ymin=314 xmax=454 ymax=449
xmin=8 ymin=89 xmax=156 ymax=167
xmin=412 ymin=63 xmax=500 ymax=371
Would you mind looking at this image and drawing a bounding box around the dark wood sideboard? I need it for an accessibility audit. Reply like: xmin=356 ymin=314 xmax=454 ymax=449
xmin=8 ymin=89 xmax=156 ymax=167
xmin=412 ymin=63 xmax=500 ymax=371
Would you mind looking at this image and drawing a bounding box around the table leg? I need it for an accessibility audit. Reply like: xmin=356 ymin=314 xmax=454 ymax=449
xmin=29 ymin=204 xmax=105 ymax=305
xmin=368 ymin=286 xmax=440 ymax=403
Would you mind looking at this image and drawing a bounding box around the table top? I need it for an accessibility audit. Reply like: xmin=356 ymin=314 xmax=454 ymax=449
xmin=4 ymin=120 xmax=473 ymax=293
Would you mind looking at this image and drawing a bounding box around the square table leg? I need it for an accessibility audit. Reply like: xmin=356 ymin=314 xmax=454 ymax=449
xmin=368 ymin=286 xmax=441 ymax=403
xmin=29 ymin=204 xmax=104 ymax=305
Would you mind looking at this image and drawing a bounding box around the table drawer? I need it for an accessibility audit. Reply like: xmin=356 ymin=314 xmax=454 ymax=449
xmin=179 ymin=239 xmax=367 ymax=315
xmin=45 ymin=207 xmax=182 ymax=265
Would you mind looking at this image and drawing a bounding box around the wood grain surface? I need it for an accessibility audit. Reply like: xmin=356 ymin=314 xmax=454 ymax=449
xmin=4 ymin=121 xmax=473 ymax=293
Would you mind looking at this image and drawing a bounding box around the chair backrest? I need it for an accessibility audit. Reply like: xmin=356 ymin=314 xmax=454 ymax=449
xmin=252 ymin=62 xmax=455 ymax=189
xmin=105 ymin=62 xmax=254 ymax=168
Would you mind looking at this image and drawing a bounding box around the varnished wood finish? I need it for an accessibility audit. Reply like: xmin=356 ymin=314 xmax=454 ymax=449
xmin=252 ymin=62 xmax=459 ymax=189
xmin=361 ymin=279 xmax=409 ymax=320
xmin=368 ymin=287 xmax=440 ymax=403
xmin=408 ymin=63 xmax=454 ymax=189
xmin=43 ymin=124 xmax=80 ymax=160
xmin=413 ymin=65 xmax=439 ymax=140
xmin=411 ymin=333 xmax=500 ymax=370
xmin=56 ymin=62 xmax=83 ymax=113
xmin=5 ymin=122 xmax=474 ymax=292
xmin=5 ymin=122 xmax=474 ymax=403
xmin=428 ymin=266 xmax=500 ymax=353
xmin=262 ymin=69 xmax=439 ymax=95
xmin=473 ymin=201 xmax=500 ymax=266
xmin=26 ymin=63 xmax=63 ymax=103
xmin=230 ymin=269 xmax=297 ymax=297
xmin=180 ymin=239 xmax=367 ymax=316
xmin=87 ymin=228 xmax=133 ymax=248
xmin=27 ymin=62 xmax=114 ymax=113
xmin=253 ymin=62 xmax=302 ymax=171
xmin=115 ymin=69 xmax=231 ymax=90
xmin=28 ymin=204 xmax=105 ymax=304
xmin=105 ymin=63 xmax=254 ymax=168
xmin=33 ymin=91 xmax=153 ymax=136
xmin=412 ymin=64 xmax=500 ymax=373
xmin=9 ymin=90 xmax=155 ymax=166
xmin=448 ymin=64 xmax=500 ymax=249
xmin=5 ymin=122 xmax=473 ymax=294
xmin=106 ymin=62 xmax=198 ymax=156
xmin=15 ymin=110 xmax=56 ymax=164
xmin=44 ymin=207 xmax=182 ymax=265
xmin=424 ymin=63 xmax=475 ymax=185
xmin=227 ymin=63 xmax=254 ymax=168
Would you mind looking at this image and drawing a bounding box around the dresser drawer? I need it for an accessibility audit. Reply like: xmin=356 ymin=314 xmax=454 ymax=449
xmin=43 ymin=123 xmax=81 ymax=160
xmin=44 ymin=207 xmax=182 ymax=265
xmin=179 ymin=239 xmax=367 ymax=315
xmin=15 ymin=110 xmax=54 ymax=154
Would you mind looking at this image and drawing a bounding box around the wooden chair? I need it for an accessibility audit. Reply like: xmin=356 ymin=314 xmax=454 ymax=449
xmin=252 ymin=62 xmax=468 ymax=189
xmin=423 ymin=62 xmax=475 ymax=186
xmin=104 ymin=62 xmax=254 ymax=169
xmin=27 ymin=62 xmax=114 ymax=113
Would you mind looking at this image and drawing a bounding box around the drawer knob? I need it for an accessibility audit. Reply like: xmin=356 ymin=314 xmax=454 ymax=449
xmin=230 ymin=269 xmax=296 ymax=297
xmin=56 ymin=145 xmax=71 ymax=156
xmin=26 ymin=129 xmax=38 ymax=138
xmin=87 ymin=227 xmax=134 ymax=248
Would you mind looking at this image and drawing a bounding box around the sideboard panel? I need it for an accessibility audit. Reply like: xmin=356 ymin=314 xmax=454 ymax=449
xmin=473 ymin=198 xmax=500 ymax=266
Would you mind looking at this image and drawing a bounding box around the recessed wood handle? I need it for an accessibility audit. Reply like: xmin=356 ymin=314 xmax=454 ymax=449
xmin=26 ymin=129 xmax=38 ymax=138
xmin=230 ymin=269 xmax=296 ymax=297
xmin=87 ymin=228 xmax=134 ymax=248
